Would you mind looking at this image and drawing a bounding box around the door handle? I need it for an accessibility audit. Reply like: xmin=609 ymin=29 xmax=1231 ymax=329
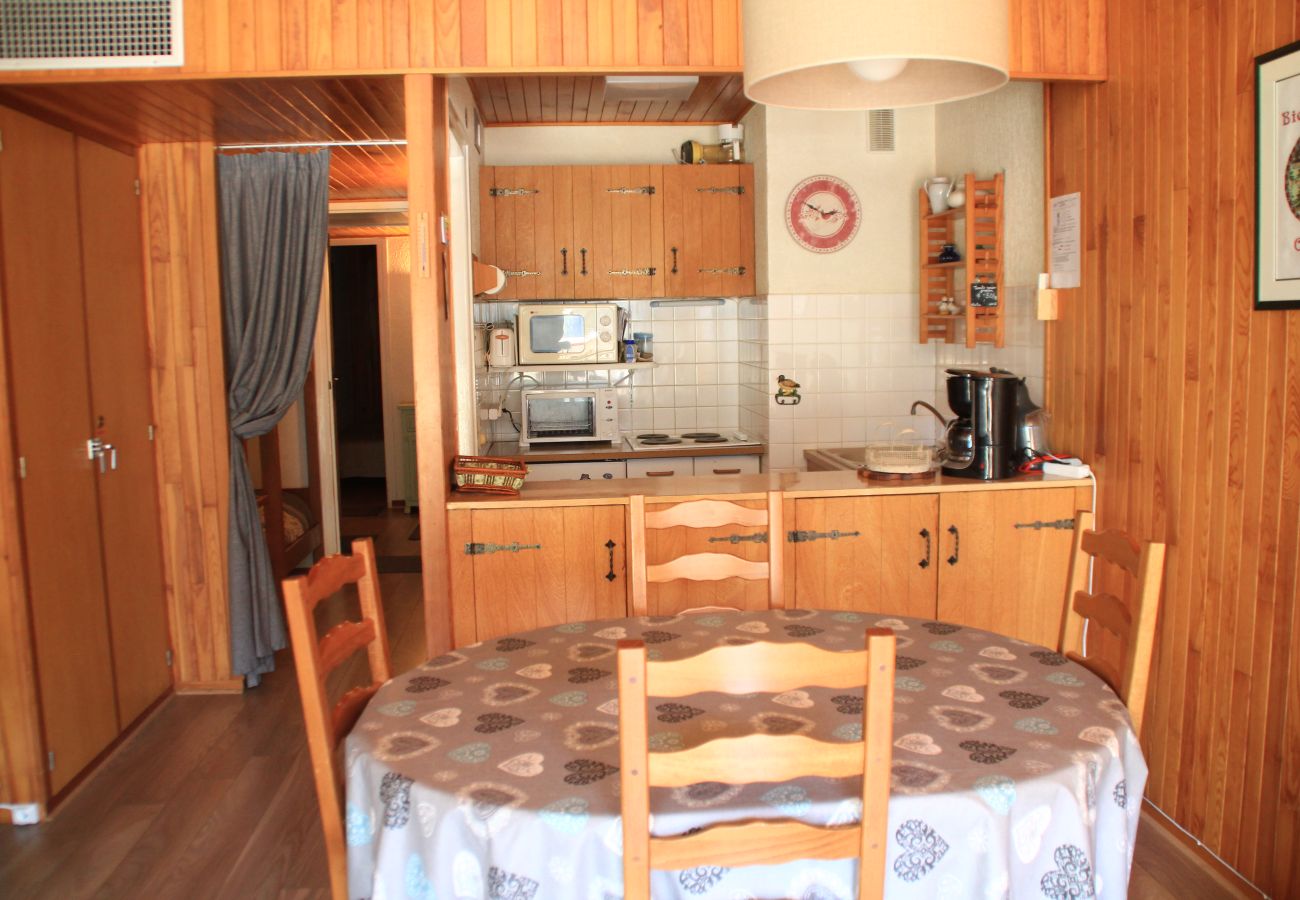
xmin=645 ymin=471 xmax=674 ymax=477
xmin=946 ymin=525 xmax=960 ymax=566
xmin=918 ymin=528 xmax=931 ymax=569
xmin=605 ymin=539 xmax=617 ymax=581
xmin=580 ymin=248 xmax=588 ymax=275
xmin=560 ymin=247 xmax=568 ymax=275
xmin=671 ymin=246 xmax=678 ymax=274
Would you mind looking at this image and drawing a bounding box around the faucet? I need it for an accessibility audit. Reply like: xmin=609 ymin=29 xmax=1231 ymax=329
xmin=910 ymin=400 xmax=947 ymax=427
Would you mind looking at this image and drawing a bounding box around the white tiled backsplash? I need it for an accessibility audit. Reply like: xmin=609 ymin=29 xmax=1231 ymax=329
xmin=473 ymin=290 xmax=1045 ymax=471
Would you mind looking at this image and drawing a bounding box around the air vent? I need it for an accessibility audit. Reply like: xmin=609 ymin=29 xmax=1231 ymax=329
xmin=868 ymin=109 xmax=896 ymax=153
xmin=0 ymin=0 xmax=184 ymax=71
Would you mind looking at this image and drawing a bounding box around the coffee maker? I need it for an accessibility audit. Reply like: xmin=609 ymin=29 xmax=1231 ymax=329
xmin=942 ymin=368 xmax=1019 ymax=480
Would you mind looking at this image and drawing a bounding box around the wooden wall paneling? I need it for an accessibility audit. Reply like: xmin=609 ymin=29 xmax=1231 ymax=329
xmin=0 ymin=108 xmax=120 ymax=795
xmin=138 ymin=142 xmax=239 ymax=692
xmin=75 ymin=138 xmax=173 ymax=728
xmin=406 ymin=74 xmax=457 ymax=658
xmin=1008 ymin=0 xmax=1107 ymax=81
xmin=1045 ymin=0 xmax=1300 ymax=892
xmin=686 ymin=0 xmax=712 ymax=67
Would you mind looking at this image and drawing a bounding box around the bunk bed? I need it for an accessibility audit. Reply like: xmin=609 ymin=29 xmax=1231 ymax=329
xmin=254 ymin=396 xmax=325 ymax=582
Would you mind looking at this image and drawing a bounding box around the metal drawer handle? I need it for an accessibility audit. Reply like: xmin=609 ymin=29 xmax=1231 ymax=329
xmin=698 ymin=266 xmax=746 ymax=276
xmin=708 ymin=532 xmax=768 ymax=545
xmin=946 ymin=525 xmax=960 ymax=566
xmin=465 ymin=541 xmax=541 ymax=556
xmin=919 ymin=528 xmax=931 ymax=569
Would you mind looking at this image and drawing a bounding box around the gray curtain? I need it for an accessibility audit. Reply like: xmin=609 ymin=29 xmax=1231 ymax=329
xmin=218 ymin=150 xmax=331 ymax=685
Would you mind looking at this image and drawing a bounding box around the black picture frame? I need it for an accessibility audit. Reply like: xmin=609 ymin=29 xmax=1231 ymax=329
xmin=1254 ymin=37 xmax=1300 ymax=310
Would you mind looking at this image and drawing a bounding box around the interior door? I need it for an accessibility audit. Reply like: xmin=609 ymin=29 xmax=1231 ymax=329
xmin=0 ymin=107 xmax=119 ymax=794
xmin=937 ymin=487 xmax=1083 ymax=646
xmin=75 ymin=138 xmax=172 ymax=728
xmin=791 ymin=496 xmax=938 ymax=618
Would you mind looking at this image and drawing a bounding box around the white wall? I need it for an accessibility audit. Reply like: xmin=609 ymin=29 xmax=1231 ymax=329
xmin=484 ymin=124 xmax=722 ymax=166
xmin=935 ymin=82 xmax=1045 ymax=288
xmin=379 ymin=237 xmax=415 ymax=502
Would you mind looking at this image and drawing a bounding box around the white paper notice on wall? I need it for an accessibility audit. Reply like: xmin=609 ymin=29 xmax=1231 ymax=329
xmin=1049 ymin=192 xmax=1082 ymax=289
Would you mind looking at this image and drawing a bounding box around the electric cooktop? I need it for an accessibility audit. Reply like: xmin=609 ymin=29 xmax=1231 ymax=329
xmin=624 ymin=431 xmax=763 ymax=451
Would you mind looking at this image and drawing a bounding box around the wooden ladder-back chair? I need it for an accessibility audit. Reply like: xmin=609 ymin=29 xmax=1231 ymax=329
xmin=1058 ymin=511 xmax=1166 ymax=738
xmin=283 ymin=537 xmax=392 ymax=900
xmin=628 ymin=493 xmax=784 ymax=615
xmin=617 ymin=628 xmax=896 ymax=900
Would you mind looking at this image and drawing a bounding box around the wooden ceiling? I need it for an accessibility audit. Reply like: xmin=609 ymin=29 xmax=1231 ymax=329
xmin=468 ymin=75 xmax=751 ymax=125
xmin=0 ymin=76 xmax=408 ymax=200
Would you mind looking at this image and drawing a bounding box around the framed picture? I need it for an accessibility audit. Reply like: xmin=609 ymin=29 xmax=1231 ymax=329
xmin=1256 ymin=38 xmax=1300 ymax=309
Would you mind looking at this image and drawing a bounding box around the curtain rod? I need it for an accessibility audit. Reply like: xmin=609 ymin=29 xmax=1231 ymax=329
xmin=216 ymin=139 xmax=407 ymax=150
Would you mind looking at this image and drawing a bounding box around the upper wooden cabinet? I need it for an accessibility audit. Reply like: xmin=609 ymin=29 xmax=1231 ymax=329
xmin=1008 ymin=0 xmax=1107 ymax=81
xmin=481 ymin=164 xmax=755 ymax=300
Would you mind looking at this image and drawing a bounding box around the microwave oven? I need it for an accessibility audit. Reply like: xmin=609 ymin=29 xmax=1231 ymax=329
xmin=519 ymin=389 xmax=619 ymax=447
xmin=517 ymin=303 xmax=623 ymax=365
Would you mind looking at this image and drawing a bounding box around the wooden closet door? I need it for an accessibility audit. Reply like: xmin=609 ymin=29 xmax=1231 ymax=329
xmin=0 ymin=108 xmax=118 ymax=794
xmin=76 ymin=138 xmax=172 ymax=728
xmin=603 ymin=165 xmax=663 ymax=299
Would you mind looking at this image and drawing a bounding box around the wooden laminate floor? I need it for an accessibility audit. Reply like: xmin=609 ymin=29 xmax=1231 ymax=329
xmin=0 ymin=572 xmax=1254 ymax=899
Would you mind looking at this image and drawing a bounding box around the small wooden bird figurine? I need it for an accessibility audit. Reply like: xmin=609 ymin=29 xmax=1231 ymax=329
xmin=775 ymin=375 xmax=801 ymax=403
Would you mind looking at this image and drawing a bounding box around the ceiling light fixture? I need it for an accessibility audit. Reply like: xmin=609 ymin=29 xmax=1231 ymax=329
xmin=742 ymin=0 xmax=1009 ymax=110
xmin=603 ymin=75 xmax=700 ymax=103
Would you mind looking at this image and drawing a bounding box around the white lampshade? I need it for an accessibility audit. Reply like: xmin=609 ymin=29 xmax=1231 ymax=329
xmin=742 ymin=0 xmax=1010 ymax=110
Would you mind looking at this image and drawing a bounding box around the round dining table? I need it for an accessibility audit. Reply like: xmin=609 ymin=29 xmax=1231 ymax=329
xmin=344 ymin=609 xmax=1146 ymax=899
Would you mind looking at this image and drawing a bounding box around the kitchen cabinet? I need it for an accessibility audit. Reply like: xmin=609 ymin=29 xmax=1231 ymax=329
xmin=480 ymin=164 xmax=755 ymax=300
xmin=529 ymin=460 xmax=627 ymax=481
xmin=447 ymin=505 xmax=628 ymax=646
xmin=791 ymin=485 xmax=1090 ymax=645
xmin=642 ymin=497 xmax=770 ymax=617
xmin=663 ymin=164 xmax=756 ymax=298
xmin=1009 ymin=0 xmax=1106 ymax=82
xmin=692 ymin=455 xmax=762 ymax=476
xmin=626 ymin=457 xmax=694 ymax=479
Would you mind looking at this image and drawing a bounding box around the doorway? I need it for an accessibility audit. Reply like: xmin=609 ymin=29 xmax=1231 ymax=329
xmin=329 ymin=244 xmax=387 ymax=517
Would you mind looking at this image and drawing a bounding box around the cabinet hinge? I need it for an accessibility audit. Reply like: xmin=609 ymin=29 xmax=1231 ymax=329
xmin=147 ymin=424 xmax=156 ymax=441
xmin=17 ymin=456 xmax=26 ymax=479
xmin=696 ymin=185 xmax=745 ymax=195
xmin=608 ymin=267 xmax=656 ymax=277
xmin=489 ymin=187 xmax=539 ymax=197
xmin=47 ymin=751 xmax=54 ymax=772
xmin=1013 ymin=518 xmax=1076 ymax=531
xmin=465 ymin=541 xmax=542 ymax=556
xmin=606 ymin=185 xmax=656 ymax=195
xmin=698 ymin=266 xmax=746 ymax=276
xmin=133 ymin=178 xmax=141 ymax=196
xmin=708 ymin=532 xmax=768 ymax=545
xmin=165 ymin=648 xmax=173 ymax=667
xmin=787 ymin=529 xmax=861 ymax=544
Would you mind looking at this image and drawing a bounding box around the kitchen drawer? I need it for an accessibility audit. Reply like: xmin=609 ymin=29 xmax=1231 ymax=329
xmin=528 ymin=460 xmax=627 ymax=482
xmin=693 ymin=455 xmax=762 ymax=477
xmin=626 ymin=457 xmax=694 ymax=479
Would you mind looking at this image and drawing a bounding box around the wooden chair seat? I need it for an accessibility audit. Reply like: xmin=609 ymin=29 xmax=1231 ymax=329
xmin=1058 ymin=511 xmax=1166 ymax=737
xmin=283 ymin=537 xmax=391 ymax=900
xmin=617 ymin=628 xmax=896 ymax=900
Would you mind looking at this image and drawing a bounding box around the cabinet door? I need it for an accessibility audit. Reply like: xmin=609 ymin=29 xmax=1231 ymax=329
xmin=643 ymin=498 xmax=770 ymax=616
xmin=0 ymin=108 xmax=119 ymax=794
xmin=452 ymin=506 xmax=627 ymax=644
xmin=663 ymin=164 xmax=755 ymax=298
xmin=484 ymin=166 xmax=556 ymax=300
xmin=596 ymin=165 xmax=664 ymax=299
xmin=551 ymin=166 xmax=576 ymax=298
xmin=76 ymin=138 xmax=172 ymax=728
xmin=791 ymin=496 xmax=938 ymax=618
xmin=936 ymin=487 xmax=1086 ymax=646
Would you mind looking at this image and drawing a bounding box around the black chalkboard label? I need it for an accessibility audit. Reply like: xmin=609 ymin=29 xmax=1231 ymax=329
xmin=970 ymin=282 xmax=999 ymax=307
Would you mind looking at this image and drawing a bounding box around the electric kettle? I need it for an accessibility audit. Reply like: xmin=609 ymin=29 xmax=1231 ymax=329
xmin=488 ymin=325 xmax=517 ymax=368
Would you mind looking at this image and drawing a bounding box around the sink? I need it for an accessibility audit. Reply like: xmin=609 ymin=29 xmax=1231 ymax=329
xmin=804 ymin=445 xmax=944 ymax=472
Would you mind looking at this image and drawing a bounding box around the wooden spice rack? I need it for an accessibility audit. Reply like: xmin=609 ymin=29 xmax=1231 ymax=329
xmin=918 ymin=172 xmax=1005 ymax=347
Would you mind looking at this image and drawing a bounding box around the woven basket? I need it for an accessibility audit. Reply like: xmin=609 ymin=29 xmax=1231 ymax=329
xmin=452 ymin=455 xmax=529 ymax=495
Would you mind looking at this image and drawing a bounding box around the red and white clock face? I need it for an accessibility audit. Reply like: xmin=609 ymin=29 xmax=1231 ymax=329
xmin=785 ymin=175 xmax=861 ymax=253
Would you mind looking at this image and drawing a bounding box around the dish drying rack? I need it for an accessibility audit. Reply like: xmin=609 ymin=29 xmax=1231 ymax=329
xmin=860 ymin=424 xmax=936 ymax=479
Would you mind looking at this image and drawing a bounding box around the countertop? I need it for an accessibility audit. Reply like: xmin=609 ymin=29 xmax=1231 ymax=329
xmin=446 ymin=469 xmax=1091 ymax=509
xmin=486 ymin=439 xmax=766 ymax=462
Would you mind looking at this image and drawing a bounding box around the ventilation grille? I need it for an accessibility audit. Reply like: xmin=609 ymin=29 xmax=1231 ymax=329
xmin=868 ymin=109 xmax=896 ymax=153
xmin=0 ymin=0 xmax=183 ymax=70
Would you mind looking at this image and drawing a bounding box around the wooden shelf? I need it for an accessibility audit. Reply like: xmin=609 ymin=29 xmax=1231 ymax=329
xmin=491 ymin=361 xmax=657 ymax=374
xmin=918 ymin=173 xmax=1005 ymax=349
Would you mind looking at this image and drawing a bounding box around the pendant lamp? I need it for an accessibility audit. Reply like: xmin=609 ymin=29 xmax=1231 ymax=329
xmin=742 ymin=0 xmax=1010 ymax=109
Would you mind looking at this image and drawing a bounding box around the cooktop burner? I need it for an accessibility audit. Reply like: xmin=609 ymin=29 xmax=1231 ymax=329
xmin=638 ymin=436 xmax=683 ymax=445
xmin=680 ymin=432 xmax=723 ymax=440
xmin=636 ymin=433 xmax=669 ymax=440
xmin=624 ymin=431 xmax=763 ymax=450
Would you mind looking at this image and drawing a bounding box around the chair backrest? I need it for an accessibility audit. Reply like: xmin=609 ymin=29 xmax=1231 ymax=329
xmin=627 ymin=493 xmax=784 ymax=615
xmin=283 ymin=537 xmax=391 ymax=900
xmin=617 ymin=628 xmax=896 ymax=900
xmin=1058 ymin=510 xmax=1166 ymax=737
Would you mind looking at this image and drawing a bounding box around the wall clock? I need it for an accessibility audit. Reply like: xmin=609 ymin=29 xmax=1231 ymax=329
xmin=785 ymin=175 xmax=861 ymax=253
